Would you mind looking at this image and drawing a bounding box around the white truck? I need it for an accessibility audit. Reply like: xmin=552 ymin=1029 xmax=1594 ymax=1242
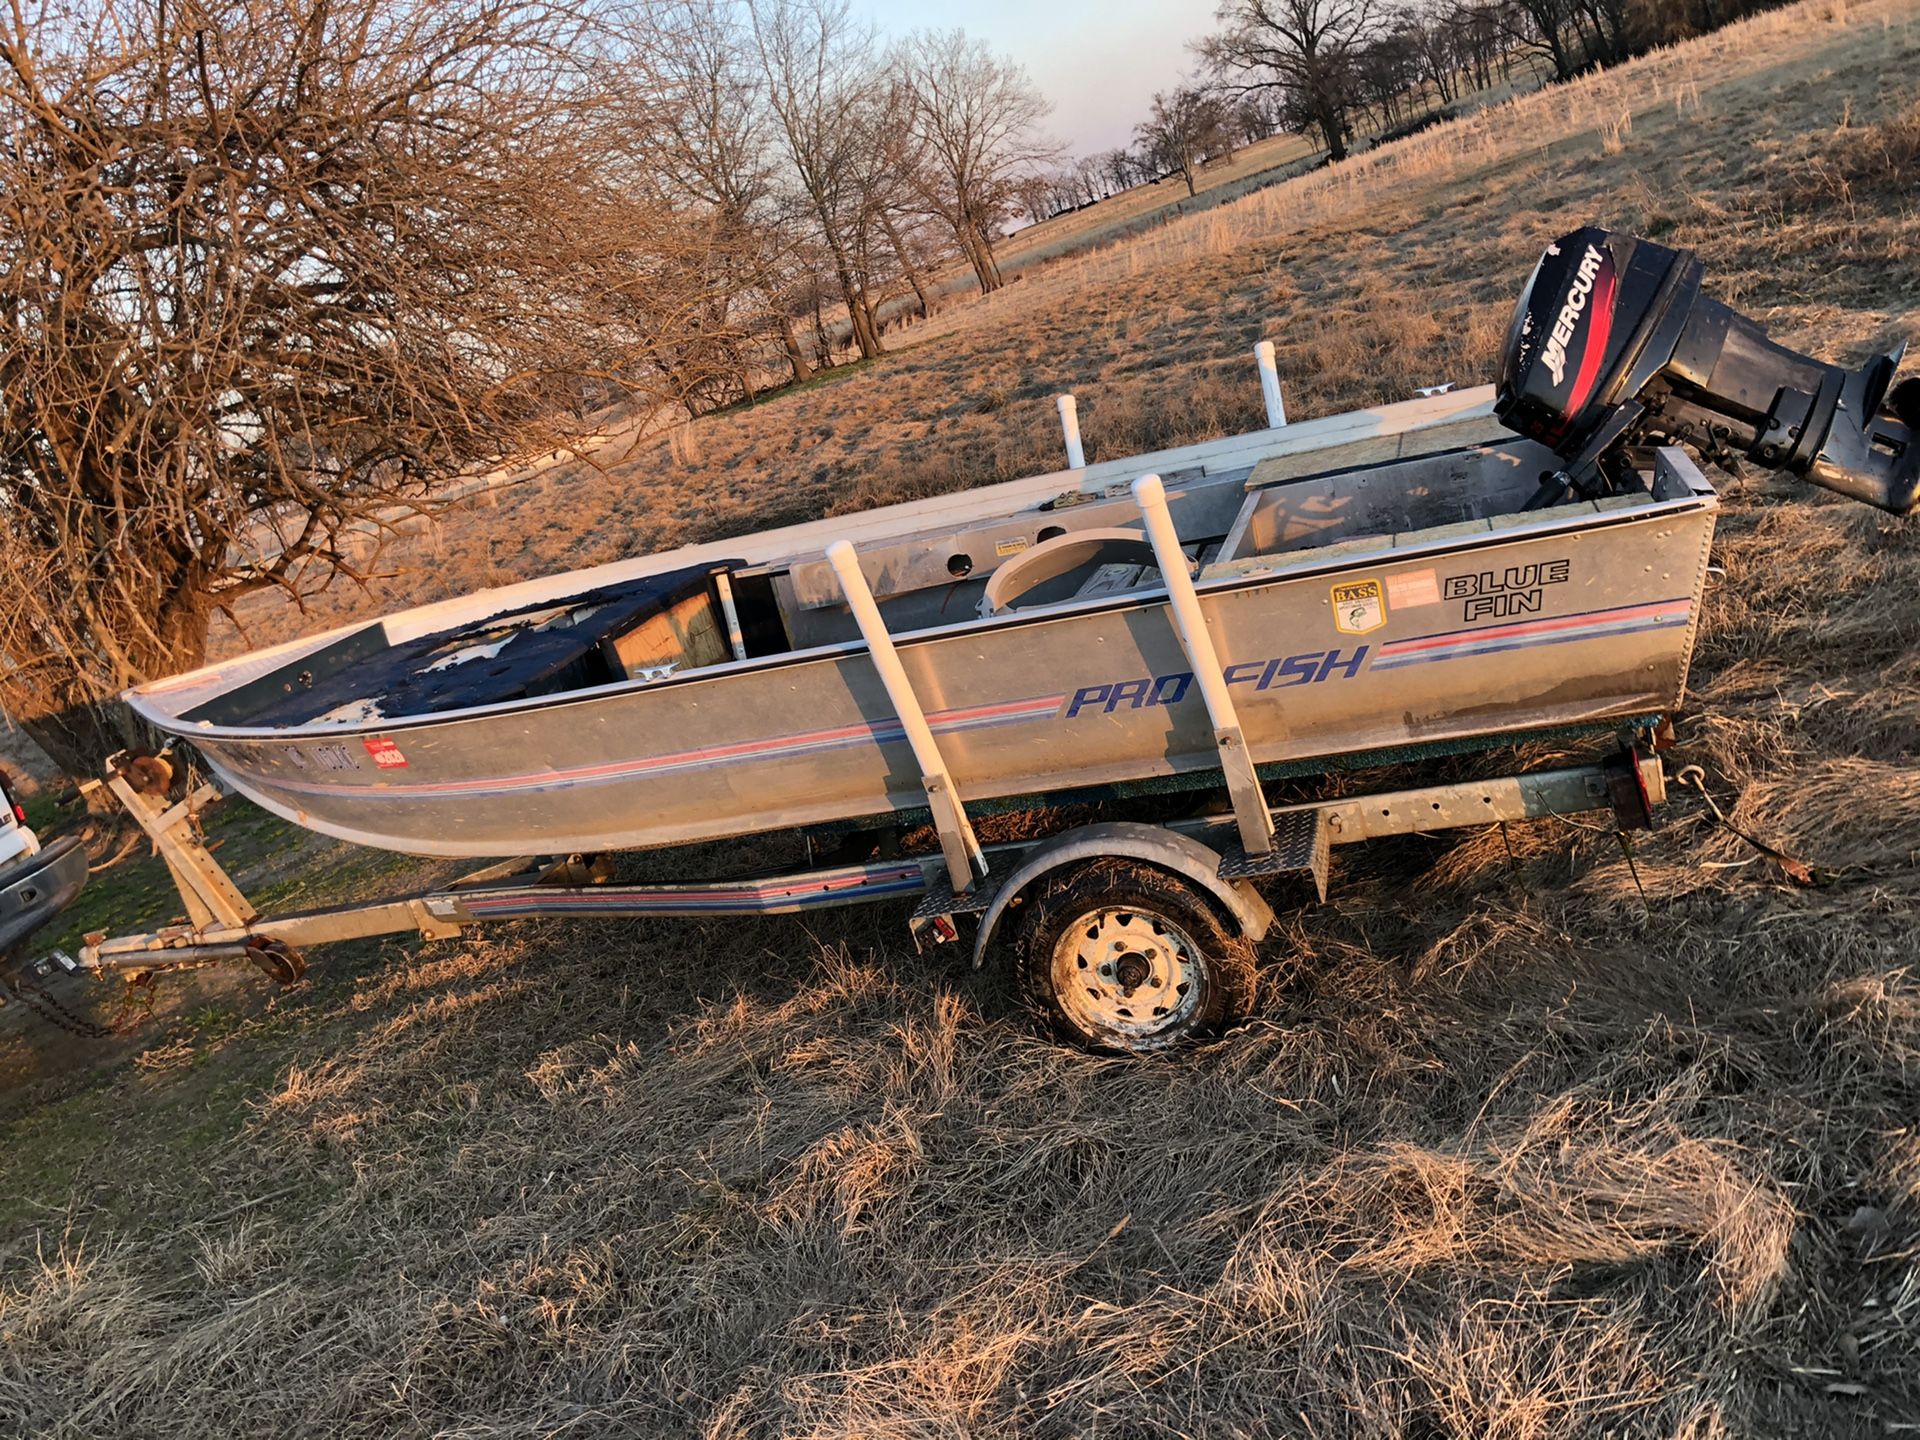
xmin=0 ymin=769 xmax=41 ymax=868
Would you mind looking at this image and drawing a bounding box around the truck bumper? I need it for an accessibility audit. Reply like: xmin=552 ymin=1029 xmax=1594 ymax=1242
xmin=0 ymin=836 xmax=89 ymax=958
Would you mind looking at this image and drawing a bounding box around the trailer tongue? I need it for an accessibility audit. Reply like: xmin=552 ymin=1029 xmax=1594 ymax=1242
xmin=73 ymin=230 xmax=1919 ymax=1052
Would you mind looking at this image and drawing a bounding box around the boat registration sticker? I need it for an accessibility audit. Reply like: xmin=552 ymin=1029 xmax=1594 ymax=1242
xmin=1331 ymin=578 xmax=1387 ymax=635
xmin=1386 ymin=568 xmax=1441 ymax=609
xmin=362 ymin=737 xmax=410 ymax=770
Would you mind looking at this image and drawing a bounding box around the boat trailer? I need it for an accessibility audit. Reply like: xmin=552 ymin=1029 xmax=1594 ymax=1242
xmin=75 ymin=733 xmax=1667 ymax=1042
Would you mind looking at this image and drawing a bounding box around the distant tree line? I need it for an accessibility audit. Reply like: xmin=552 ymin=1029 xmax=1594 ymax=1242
xmin=623 ymin=0 xmax=1057 ymax=406
xmin=1020 ymin=0 xmax=1801 ymax=223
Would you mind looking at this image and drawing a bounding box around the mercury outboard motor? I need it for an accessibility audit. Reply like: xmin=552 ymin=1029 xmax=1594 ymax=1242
xmin=1496 ymin=225 xmax=1920 ymax=513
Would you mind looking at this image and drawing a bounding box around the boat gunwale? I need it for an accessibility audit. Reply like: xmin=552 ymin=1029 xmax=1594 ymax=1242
xmin=130 ymin=482 xmax=1718 ymax=745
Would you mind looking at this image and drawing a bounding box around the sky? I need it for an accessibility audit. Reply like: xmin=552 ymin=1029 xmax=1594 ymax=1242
xmin=854 ymin=0 xmax=1220 ymax=158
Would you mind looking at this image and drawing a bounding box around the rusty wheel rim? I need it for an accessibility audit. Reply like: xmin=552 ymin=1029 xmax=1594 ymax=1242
xmin=1050 ymin=905 xmax=1202 ymax=1044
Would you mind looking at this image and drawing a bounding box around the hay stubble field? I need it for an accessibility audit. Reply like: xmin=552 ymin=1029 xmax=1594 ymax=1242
xmin=5 ymin=2 xmax=1920 ymax=1434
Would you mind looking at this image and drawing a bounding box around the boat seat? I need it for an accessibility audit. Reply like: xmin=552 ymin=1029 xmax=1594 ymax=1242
xmin=979 ymin=529 xmax=1164 ymax=615
xmin=982 ymin=535 xmax=1225 ymax=616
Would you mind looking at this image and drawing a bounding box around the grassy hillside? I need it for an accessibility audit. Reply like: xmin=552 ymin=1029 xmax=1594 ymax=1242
xmin=6 ymin=1 xmax=1920 ymax=1434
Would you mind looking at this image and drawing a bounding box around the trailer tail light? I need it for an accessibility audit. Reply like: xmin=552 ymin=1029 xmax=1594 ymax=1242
xmin=10 ymin=801 xmax=25 ymax=826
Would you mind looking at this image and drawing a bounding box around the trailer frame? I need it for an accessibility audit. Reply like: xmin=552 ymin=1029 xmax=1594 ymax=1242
xmin=76 ymin=740 xmax=1665 ymax=986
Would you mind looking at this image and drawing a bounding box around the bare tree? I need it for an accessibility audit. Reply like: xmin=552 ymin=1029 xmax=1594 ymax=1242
xmin=1014 ymin=172 xmax=1056 ymax=226
xmin=1574 ymin=0 xmax=1631 ymax=64
xmin=1060 ymin=156 xmax=1091 ymax=207
xmin=1399 ymin=6 xmax=1459 ymax=106
xmin=638 ymin=0 xmax=818 ymax=389
xmin=0 ymin=0 xmax=703 ymax=774
xmin=1229 ymin=92 xmax=1284 ymax=144
xmin=1099 ymin=146 xmax=1143 ymax=194
xmin=1202 ymin=0 xmax=1381 ymax=162
xmin=1446 ymin=1 xmax=1507 ymax=87
xmin=751 ymin=0 xmax=887 ymax=359
xmin=1500 ymin=0 xmax=1587 ymax=79
xmin=896 ymin=29 xmax=1056 ymax=296
xmin=1136 ymin=87 xmax=1232 ymax=197
xmin=866 ymin=79 xmax=949 ymax=322
xmin=1354 ymin=25 xmax=1422 ymax=133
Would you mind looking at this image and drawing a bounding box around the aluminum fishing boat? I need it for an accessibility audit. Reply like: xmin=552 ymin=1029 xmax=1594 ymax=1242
xmin=127 ymin=389 xmax=1714 ymax=860
xmin=129 ymin=225 xmax=1920 ymax=870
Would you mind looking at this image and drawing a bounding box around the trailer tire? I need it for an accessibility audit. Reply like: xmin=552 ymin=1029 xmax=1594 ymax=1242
xmin=1016 ymin=860 xmax=1255 ymax=1053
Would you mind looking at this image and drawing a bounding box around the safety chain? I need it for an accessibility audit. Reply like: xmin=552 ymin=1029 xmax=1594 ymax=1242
xmin=1 ymin=967 xmax=154 ymax=1040
xmin=1672 ymin=764 xmax=1827 ymax=888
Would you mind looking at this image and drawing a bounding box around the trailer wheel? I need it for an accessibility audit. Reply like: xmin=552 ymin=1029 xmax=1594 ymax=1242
xmin=1017 ymin=861 xmax=1255 ymax=1053
xmin=245 ymin=938 xmax=306 ymax=986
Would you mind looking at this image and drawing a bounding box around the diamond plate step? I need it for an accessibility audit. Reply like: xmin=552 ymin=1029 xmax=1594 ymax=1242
xmin=910 ymin=875 xmax=998 ymax=922
xmin=1216 ymin=808 xmax=1330 ymax=900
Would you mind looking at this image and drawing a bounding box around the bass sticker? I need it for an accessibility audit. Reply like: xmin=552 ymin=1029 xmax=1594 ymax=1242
xmin=1331 ymin=578 xmax=1387 ymax=635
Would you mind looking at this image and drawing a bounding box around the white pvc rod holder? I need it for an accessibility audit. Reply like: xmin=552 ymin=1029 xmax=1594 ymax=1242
xmin=825 ymin=541 xmax=986 ymax=890
xmin=1132 ymin=475 xmax=1277 ymax=858
xmin=1056 ymin=393 xmax=1086 ymax=469
xmin=1254 ymin=341 xmax=1287 ymax=429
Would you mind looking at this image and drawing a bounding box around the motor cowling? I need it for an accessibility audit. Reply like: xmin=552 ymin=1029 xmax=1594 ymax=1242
xmin=1496 ymin=225 xmax=1920 ymax=513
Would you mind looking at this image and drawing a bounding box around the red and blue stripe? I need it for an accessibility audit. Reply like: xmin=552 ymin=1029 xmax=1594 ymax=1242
xmin=1369 ymin=598 xmax=1692 ymax=671
xmin=257 ymin=692 xmax=1064 ymax=800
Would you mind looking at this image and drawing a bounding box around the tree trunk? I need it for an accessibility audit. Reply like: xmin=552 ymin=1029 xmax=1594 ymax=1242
xmin=847 ymin=287 xmax=883 ymax=359
xmin=1550 ymin=30 xmax=1576 ymax=79
xmin=824 ymin=237 xmax=883 ymax=360
xmin=812 ymin=291 xmax=833 ymax=367
xmin=3 ymin=599 xmax=211 ymax=785
xmin=15 ymin=705 xmax=127 ymax=788
xmin=959 ymin=216 xmax=1003 ymax=294
xmin=780 ymin=316 xmax=814 ymax=383
xmin=1318 ymin=102 xmax=1348 ymax=163
xmin=879 ymin=210 xmax=932 ymax=322
xmin=1181 ymin=163 xmax=1197 ymax=198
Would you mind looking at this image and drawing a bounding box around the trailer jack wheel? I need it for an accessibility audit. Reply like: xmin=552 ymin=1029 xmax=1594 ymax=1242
xmin=245 ymin=939 xmax=306 ymax=986
xmin=1017 ymin=861 xmax=1256 ymax=1054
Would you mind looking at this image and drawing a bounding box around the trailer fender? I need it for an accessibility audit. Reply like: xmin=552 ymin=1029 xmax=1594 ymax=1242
xmin=971 ymin=821 xmax=1275 ymax=968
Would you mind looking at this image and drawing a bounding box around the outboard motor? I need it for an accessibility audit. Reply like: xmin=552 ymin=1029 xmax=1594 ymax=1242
xmin=1496 ymin=225 xmax=1920 ymax=513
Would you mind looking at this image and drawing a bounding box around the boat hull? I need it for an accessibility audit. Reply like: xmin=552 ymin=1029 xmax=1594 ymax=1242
xmin=165 ymin=490 xmax=1716 ymax=858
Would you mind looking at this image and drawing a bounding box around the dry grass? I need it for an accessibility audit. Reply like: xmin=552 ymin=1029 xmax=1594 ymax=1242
xmin=8 ymin=1 xmax=1920 ymax=1434
xmin=5 ymin=821 xmax=1918 ymax=1434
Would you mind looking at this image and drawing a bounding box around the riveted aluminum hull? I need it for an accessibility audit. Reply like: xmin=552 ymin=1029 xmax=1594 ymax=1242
xmin=130 ymin=438 xmax=1717 ymax=859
